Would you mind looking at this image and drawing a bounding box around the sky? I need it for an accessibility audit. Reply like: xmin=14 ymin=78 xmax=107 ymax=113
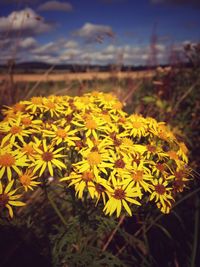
xmin=0 ymin=0 xmax=200 ymax=66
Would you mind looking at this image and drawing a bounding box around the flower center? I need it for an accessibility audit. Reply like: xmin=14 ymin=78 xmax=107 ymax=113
xmin=114 ymin=188 xmax=125 ymax=200
xmin=113 ymin=101 xmax=122 ymax=110
xmin=0 ymin=153 xmax=15 ymax=166
xmin=87 ymin=152 xmax=101 ymax=166
xmin=31 ymin=97 xmax=43 ymax=105
xmin=42 ymin=152 xmax=53 ymax=162
xmin=13 ymin=103 xmax=25 ymax=112
xmin=46 ymin=101 xmax=56 ymax=109
xmin=167 ymin=151 xmax=178 ymax=160
xmin=20 ymin=174 xmax=31 ymax=186
xmin=132 ymin=121 xmax=143 ymax=129
xmin=115 ymin=159 xmax=125 ymax=169
xmin=56 ymin=129 xmax=67 ymax=138
xmin=82 ymin=171 xmax=94 ymax=181
xmin=132 ymin=170 xmax=143 ymax=182
xmin=22 ymin=144 xmax=35 ymax=156
xmin=95 ymin=183 xmax=105 ymax=194
xmin=113 ymin=138 xmax=122 ymax=146
xmin=154 ymin=184 xmax=166 ymax=195
xmin=10 ymin=126 xmax=22 ymax=135
xmin=0 ymin=194 xmax=9 ymax=207
xmin=147 ymin=145 xmax=156 ymax=152
xmin=21 ymin=117 xmax=32 ymax=125
xmin=85 ymin=119 xmax=97 ymax=129
xmin=156 ymin=163 xmax=165 ymax=172
xmin=174 ymin=170 xmax=184 ymax=180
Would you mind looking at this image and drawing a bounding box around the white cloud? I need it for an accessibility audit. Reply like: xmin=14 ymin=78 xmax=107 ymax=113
xmin=19 ymin=37 xmax=38 ymax=48
xmin=75 ymin=22 xmax=114 ymax=43
xmin=64 ymin=40 xmax=78 ymax=49
xmin=0 ymin=8 xmax=54 ymax=36
xmin=38 ymin=1 xmax=73 ymax=12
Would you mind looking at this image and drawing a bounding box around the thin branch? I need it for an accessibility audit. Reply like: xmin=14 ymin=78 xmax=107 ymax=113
xmin=102 ymin=214 xmax=125 ymax=252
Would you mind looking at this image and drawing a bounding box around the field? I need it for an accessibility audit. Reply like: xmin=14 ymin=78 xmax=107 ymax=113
xmin=0 ymin=70 xmax=154 ymax=82
xmin=0 ymin=64 xmax=200 ymax=267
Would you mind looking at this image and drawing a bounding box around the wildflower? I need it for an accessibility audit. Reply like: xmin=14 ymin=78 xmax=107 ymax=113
xmin=103 ymin=178 xmax=141 ymax=217
xmin=0 ymin=145 xmax=28 ymax=180
xmin=0 ymin=180 xmax=25 ymax=218
xmin=43 ymin=124 xmax=80 ymax=146
xmin=124 ymin=114 xmax=148 ymax=139
xmin=19 ymin=169 xmax=40 ymax=191
xmin=32 ymin=139 xmax=66 ymax=177
xmin=61 ymin=171 xmax=96 ymax=199
xmin=0 ymin=118 xmax=31 ymax=145
xmin=150 ymin=178 xmax=174 ymax=213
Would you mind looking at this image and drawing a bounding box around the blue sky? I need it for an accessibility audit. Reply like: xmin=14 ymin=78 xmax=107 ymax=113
xmin=0 ymin=0 xmax=199 ymax=65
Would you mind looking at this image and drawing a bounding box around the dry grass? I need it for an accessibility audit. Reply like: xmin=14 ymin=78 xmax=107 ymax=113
xmin=0 ymin=70 xmax=154 ymax=82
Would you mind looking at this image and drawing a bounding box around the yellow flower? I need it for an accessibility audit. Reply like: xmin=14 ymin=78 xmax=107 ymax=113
xmin=124 ymin=114 xmax=148 ymax=138
xmin=0 ymin=118 xmax=31 ymax=146
xmin=177 ymin=142 xmax=188 ymax=163
xmin=124 ymin=161 xmax=153 ymax=192
xmin=61 ymin=171 xmax=96 ymax=199
xmin=32 ymin=139 xmax=66 ymax=177
xmin=0 ymin=145 xmax=28 ymax=180
xmin=103 ymin=178 xmax=142 ymax=217
xmin=74 ymin=141 xmax=114 ymax=177
xmin=72 ymin=113 xmax=109 ymax=139
xmin=19 ymin=169 xmax=40 ymax=191
xmin=23 ymin=96 xmax=44 ymax=113
xmin=0 ymin=180 xmax=25 ymax=218
xmin=43 ymin=124 xmax=80 ymax=146
xmin=150 ymin=178 xmax=174 ymax=214
xmin=43 ymin=97 xmax=65 ymax=117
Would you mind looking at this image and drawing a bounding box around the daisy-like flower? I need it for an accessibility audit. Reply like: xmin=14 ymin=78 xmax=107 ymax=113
xmin=31 ymin=139 xmax=66 ymax=177
xmin=0 ymin=118 xmax=32 ymax=146
xmin=18 ymin=169 xmax=40 ymax=191
xmin=145 ymin=142 xmax=167 ymax=160
xmin=20 ymin=114 xmax=42 ymax=130
xmin=0 ymin=180 xmax=25 ymax=218
xmin=43 ymin=97 xmax=65 ymax=117
xmin=177 ymin=142 xmax=188 ymax=163
xmin=23 ymin=96 xmax=44 ymax=114
xmin=109 ymin=149 xmax=132 ymax=179
xmin=150 ymin=178 xmax=174 ymax=213
xmin=61 ymin=170 xmax=96 ymax=199
xmin=0 ymin=145 xmax=28 ymax=180
xmin=20 ymin=142 xmax=37 ymax=161
xmin=168 ymin=166 xmax=190 ymax=193
xmin=124 ymin=161 xmax=153 ymax=192
xmin=103 ymin=177 xmax=142 ymax=217
xmin=72 ymin=113 xmax=110 ymax=139
xmin=73 ymin=95 xmax=97 ymax=112
xmin=124 ymin=114 xmax=148 ymax=139
xmin=74 ymin=146 xmax=113 ymax=177
xmin=2 ymin=102 xmax=26 ymax=118
xmin=43 ymin=124 xmax=80 ymax=146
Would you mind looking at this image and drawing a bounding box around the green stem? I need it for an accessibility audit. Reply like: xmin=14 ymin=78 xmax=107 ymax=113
xmin=47 ymin=193 xmax=68 ymax=227
xmin=191 ymin=196 xmax=199 ymax=267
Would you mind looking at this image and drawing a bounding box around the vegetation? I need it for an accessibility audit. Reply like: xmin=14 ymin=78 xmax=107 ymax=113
xmin=0 ymin=45 xmax=200 ymax=267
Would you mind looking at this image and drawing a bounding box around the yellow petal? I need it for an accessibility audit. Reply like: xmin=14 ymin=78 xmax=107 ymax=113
xmin=6 ymin=204 xmax=14 ymax=218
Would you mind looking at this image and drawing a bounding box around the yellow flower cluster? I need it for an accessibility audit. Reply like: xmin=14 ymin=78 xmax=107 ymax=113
xmin=0 ymin=92 xmax=190 ymax=218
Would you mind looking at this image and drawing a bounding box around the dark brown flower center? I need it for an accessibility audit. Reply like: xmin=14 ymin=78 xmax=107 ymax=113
xmin=115 ymin=159 xmax=125 ymax=169
xmin=155 ymin=184 xmax=166 ymax=195
xmin=114 ymin=188 xmax=125 ymax=200
xmin=42 ymin=152 xmax=53 ymax=162
xmin=0 ymin=194 xmax=9 ymax=207
xmin=95 ymin=183 xmax=105 ymax=194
